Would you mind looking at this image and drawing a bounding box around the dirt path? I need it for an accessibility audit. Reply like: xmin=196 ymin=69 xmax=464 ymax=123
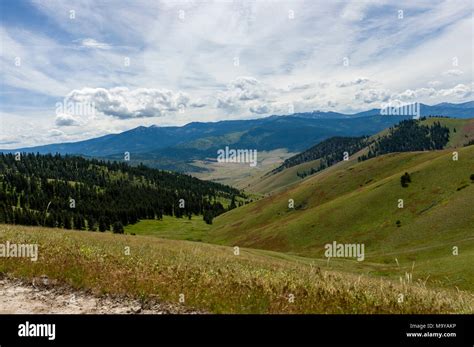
xmin=0 ymin=277 xmax=201 ymax=314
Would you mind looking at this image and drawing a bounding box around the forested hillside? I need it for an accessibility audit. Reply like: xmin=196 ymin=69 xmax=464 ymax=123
xmin=359 ymin=119 xmax=450 ymax=161
xmin=271 ymin=136 xmax=369 ymax=179
xmin=0 ymin=153 xmax=244 ymax=231
xmin=269 ymin=118 xmax=452 ymax=181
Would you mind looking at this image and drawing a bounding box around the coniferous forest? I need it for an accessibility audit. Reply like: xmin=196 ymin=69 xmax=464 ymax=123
xmin=359 ymin=119 xmax=450 ymax=161
xmin=275 ymin=119 xmax=451 ymax=180
xmin=0 ymin=153 xmax=244 ymax=231
xmin=274 ymin=136 xmax=369 ymax=174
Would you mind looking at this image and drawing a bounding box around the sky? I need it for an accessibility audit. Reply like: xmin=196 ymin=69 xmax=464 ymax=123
xmin=0 ymin=0 xmax=473 ymax=148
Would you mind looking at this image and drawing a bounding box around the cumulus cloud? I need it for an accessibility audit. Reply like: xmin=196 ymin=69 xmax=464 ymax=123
xmin=395 ymin=88 xmax=437 ymax=101
xmin=249 ymin=104 xmax=271 ymax=114
xmin=355 ymin=89 xmax=391 ymax=103
xmin=55 ymin=113 xmax=80 ymax=126
xmin=217 ymin=77 xmax=270 ymax=113
xmin=394 ymin=84 xmax=472 ymax=101
xmin=228 ymin=77 xmax=267 ymax=101
xmin=438 ymin=84 xmax=472 ymax=98
xmin=48 ymin=129 xmax=64 ymax=137
xmin=65 ymin=87 xmax=199 ymax=119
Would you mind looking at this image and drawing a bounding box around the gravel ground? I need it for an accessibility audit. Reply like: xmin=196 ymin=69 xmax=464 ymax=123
xmin=0 ymin=276 xmax=204 ymax=314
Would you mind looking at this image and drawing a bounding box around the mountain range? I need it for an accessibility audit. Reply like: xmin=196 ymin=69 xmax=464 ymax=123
xmin=2 ymin=101 xmax=473 ymax=172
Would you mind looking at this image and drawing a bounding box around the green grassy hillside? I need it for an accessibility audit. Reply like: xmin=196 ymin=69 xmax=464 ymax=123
xmin=209 ymin=145 xmax=474 ymax=291
xmin=420 ymin=117 xmax=474 ymax=147
xmin=246 ymin=158 xmax=322 ymax=195
xmin=1 ymin=224 xmax=473 ymax=313
xmin=124 ymin=216 xmax=210 ymax=242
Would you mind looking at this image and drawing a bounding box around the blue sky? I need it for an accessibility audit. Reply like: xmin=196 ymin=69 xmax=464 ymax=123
xmin=0 ymin=0 xmax=472 ymax=148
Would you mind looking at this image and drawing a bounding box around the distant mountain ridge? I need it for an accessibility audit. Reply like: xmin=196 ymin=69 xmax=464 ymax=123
xmin=2 ymin=101 xmax=472 ymax=172
xmin=291 ymin=101 xmax=474 ymax=119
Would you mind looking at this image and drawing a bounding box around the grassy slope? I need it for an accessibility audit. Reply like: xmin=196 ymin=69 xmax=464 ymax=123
xmin=1 ymin=224 xmax=473 ymax=314
xmin=247 ymin=159 xmax=322 ymax=195
xmin=209 ymin=145 xmax=474 ymax=291
xmin=124 ymin=216 xmax=210 ymax=242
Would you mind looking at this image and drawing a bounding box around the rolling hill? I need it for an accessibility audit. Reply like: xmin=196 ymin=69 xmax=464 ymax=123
xmin=204 ymin=144 xmax=474 ymax=291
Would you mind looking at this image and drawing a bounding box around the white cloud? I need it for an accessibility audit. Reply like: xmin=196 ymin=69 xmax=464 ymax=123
xmin=55 ymin=113 xmax=80 ymax=126
xmin=66 ymin=87 xmax=199 ymax=119
xmin=355 ymin=89 xmax=391 ymax=104
xmin=217 ymin=77 xmax=270 ymax=113
xmin=48 ymin=129 xmax=64 ymax=137
xmin=228 ymin=77 xmax=267 ymax=101
xmin=394 ymin=84 xmax=472 ymax=101
xmin=438 ymin=84 xmax=472 ymax=98
xmin=340 ymin=1 xmax=377 ymax=22
xmin=249 ymin=104 xmax=271 ymax=114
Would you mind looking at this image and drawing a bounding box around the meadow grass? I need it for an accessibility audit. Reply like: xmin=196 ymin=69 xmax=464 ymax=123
xmin=1 ymin=224 xmax=473 ymax=314
xmin=124 ymin=216 xmax=210 ymax=242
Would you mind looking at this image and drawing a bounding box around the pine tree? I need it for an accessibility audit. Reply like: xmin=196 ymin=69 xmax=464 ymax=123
xmin=112 ymin=221 xmax=124 ymax=234
xmin=229 ymin=195 xmax=237 ymax=210
xmin=88 ymin=217 xmax=97 ymax=231
xmin=98 ymin=217 xmax=108 ymax=232
xmin=64 ymin=215 xmax=72 ymax=229
xmin=203 ymin=210 xmax=214 ymax=225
